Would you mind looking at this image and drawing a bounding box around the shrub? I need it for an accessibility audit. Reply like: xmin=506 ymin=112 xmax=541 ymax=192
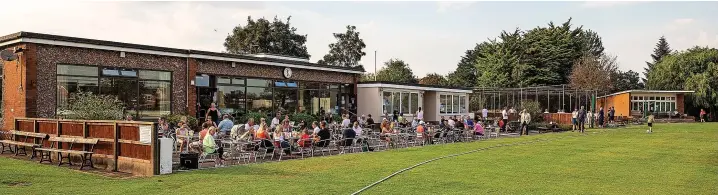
xmin=291 ymin=113 xmax=317 ymax=125
xmin=163 ymin=114 xmax=199 ymax=130
xmin=58 ymin=91 xmax=124 ymax=120
xmin=519 ymin=100 xmax=544 ymax=123
xmin=238 ymin=112 xmax=269 ymax=125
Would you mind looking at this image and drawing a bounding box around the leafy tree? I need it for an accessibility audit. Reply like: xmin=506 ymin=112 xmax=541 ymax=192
xmin=224 ymin=16 xmax=310 ymax=58
xmin=375 ymin=59 xmax=417 ymax=84
xmin=446 ymin=43 xmax=488 ymax=88
xmin=611 ymin=70 xmax=644 ymax=93
xmin=569 ymin=54 xmax=618 ymax=92
xmin=419 ymin=73 xmax=447 ymax=86
xmin=648 ymin=47 xmax=718 ymax=120
xmin=643 ymin=36 xmax=672 ymax=86
xmin=360 ymin=73 xmax=375 ymax=82
xmin=318 ymin=25 xmax=366 ymax=67
xmin=58 ymin=91 xmax=125 ymax=120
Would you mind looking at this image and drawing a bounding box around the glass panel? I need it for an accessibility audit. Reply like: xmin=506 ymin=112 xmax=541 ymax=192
xmin=139 ymin=70 xmax=171 ymax=81
xmin=57 ymin=65 xmax=98 ymax=76
xmin=138 ymin=81 xmax=171 ymax=119
xmin=452 ymin=95 xmax=459 ymax=113
xmin=304 ymin=82 xmax=322 ymax=89
xmin=649 ymin=97 xmax=655 ymax=100
xmin=232 ymin=78 xmax=245 ymax=85
xmin=440 ymin=95 xmax=447 ymax=114
xmin=217 ymin=85 xmax=246 ymax=116
xmin=286 ymin=82 xmax=298 ymax=88
xmin=120 ymin=69 xmax=138 ymax=77
xmin=330 ymin=84 xmax=339 ymax=90
xmin=246 ymin=79 xmax=270 ymax=87
xmin=383 ymin=92 xmax=392 ymax=115
xmin=410 ymin=93 xmax=419 ymax=115
xmin=459 ymin=96 xmax=466 ymax=113
xmin=638 ymin=96 xmax=643 ymax=100
xmin=195 ymin=75 xmax=210 ymax=87
xmin=217 ymin=77 xmax=231 ymax=84
xmin=401 ymin=92 xmax=410 ymax=114
xmin=100 ymin=78 xmax=139 ymax=117
xmin=102 ymin=69 xmax=120 ymax=76
xmin=274 ymin=81 xmax=287 ymax=87
xmin=319 ymin=90 xmax=331 ymax=115
xmin=392 ymin=92 xmax=401 ymax=115
xmin=246 ymin=87 xmax=273 ymax=113
xmin=57 ymin=76 xmax=99 ymax=110
xmin=330 ymin=90 xmax=338 ymax=114
xmin=274 ymin=89 xmax=298 ymax=114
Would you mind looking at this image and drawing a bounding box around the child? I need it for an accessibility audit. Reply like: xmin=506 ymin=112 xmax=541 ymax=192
xmin=647 ymin=110 xmax=655 ymax=133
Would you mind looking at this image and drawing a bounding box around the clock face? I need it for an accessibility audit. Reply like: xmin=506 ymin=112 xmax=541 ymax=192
xmin=283 ymin=68 xmax=292 ymax=78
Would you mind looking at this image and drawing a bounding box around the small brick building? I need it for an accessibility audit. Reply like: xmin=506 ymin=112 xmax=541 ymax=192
xmin=596 ymin=90 xmax=694 ymax=118
xmin=0 ymin=32 xmax=364 ymax=130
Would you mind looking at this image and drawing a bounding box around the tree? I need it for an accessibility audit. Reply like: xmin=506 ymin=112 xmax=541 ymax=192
xmin=375 ymin=59 xmax=418 ymax=84
xmin=318 ymin=25 xmax=366 ymax=67
xmin=648 ymin=47 xmax=718 ymax=120
xmin=569 ymin=54 xmax=618 ymax=92
xmin=419 ymin=73 xmax=447 ymax=86
xmin=360 ymin=73 xmax=375 ymax=82
xmin=446 ymin=43 xmax=488 ymax=88
xmin=643 ymin=36 xmax=672 ymax=86
xmin=224 ymin=16 xmax=310 ymax=58
xmin=611 ymin=70 xmax=644 ymax=93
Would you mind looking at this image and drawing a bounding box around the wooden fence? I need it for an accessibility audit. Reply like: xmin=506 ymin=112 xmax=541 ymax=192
xmin=9 ymin=118 xmax=158 ymax=176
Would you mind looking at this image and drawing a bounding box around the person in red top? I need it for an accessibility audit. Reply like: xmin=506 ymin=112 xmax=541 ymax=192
xmin=297 ymin=128 xmax=311 ymax=147
xmin=189 ymin=121 xmax=213 ymax=152
xmin=700 ymin=109 xmax=706 ymax=122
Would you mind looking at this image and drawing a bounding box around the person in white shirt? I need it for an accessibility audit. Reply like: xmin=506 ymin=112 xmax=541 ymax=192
xmin=509 ymin=107 xmax=516 ymax=115
xmin=501 ymin=107 xmax=509 ymax=132
xmin=447 ymin=117 xmax=456 ymax=129
xmin=482 ymin=108 xmax=489 ymax=121
xmin=341 ymin=114 xmax=351 ymax=128
xmin=271 ymin=113 xmax=281 ymax=129
xmin=415 ymin=107 xmax=424 ymax=121
xmin=571 ymin=108 xmax=579 ymax=130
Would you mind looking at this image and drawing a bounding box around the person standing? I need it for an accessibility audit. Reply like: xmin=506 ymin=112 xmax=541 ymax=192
xmin=571 ymin=108 xmax=579 ymax=130
xmin=481 ymin=107 xmax=489 ymax=122
xmin=647 ymin=109 xmax=655 ymax=133
xmin=205 ymin=103 xmax=221 ymax=126
xmin=519 ymin=109 xmax=531 ymax=136
xmin=598 ymin=107 xmax=605 ymax=128
xmin=501 ymin=107 xmax=509 ymax=132
xmin=578 ymin=106 xmax=587 ymax=133
xmin=608 ymin=107 xmax=615 ymax=124
xmin=699 ymin=109 xmax=706 ymax=122
xmin=416 ymin=107 xmax=424 ymax=121
xmin=271 ymin=112 xmax=281 ymax=129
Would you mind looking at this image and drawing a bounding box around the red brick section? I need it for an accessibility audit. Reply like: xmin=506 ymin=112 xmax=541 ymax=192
xmin=677 ymin=94 xmax=685 ymax=114
xmin=2 ymin=43 xmax=36 ymax=130
xmin=187 ymin=58 xmax=198 ymax=116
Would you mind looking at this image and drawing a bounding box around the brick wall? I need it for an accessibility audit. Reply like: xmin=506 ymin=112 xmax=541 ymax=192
xmin=2 ymin=44 xmax=34 ymax=130
xmin=187 ymin=58 xmax=198 ymax=116
xmin=676 ymin=94 xmax=685 ymax=114
xmin=34 ymin=44 xmax=189 ymax=118
xmin=195 ymin=59 xmax=355 ymax=84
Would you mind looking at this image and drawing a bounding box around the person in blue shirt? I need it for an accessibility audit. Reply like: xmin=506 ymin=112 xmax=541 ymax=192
xmin=217 ymin=114 xmax=234 ymax=136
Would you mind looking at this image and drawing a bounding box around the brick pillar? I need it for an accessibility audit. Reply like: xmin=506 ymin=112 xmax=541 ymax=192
xmin=187 ymin=58 xmax=198 ymax=117
xmin=676 ymin=94 xmax=685 ymax=114
xmin=2 ymin=44 xmax=36 ymax=130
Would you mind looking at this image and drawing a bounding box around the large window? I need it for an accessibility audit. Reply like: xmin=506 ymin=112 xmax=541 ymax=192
xmin=630 ymin=95 xmax=677 ymax=113
xmin=440 ymin=94 xmax=465 ymax=114
xmin=56 ymin=64 xmax=171 ymax=119
xmin=246 ymin=79 xmax=273 ymax=113
xmin=216 ymin=76 xmax=246 ymax=117
xmin=382 ymin=91 xmax=420 ymax=115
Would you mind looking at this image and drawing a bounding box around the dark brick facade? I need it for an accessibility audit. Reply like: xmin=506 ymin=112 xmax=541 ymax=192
xmin=2 ymin=42 xmax=359 ymax=126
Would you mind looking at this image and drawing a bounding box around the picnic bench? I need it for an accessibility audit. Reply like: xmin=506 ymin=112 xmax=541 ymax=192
xmin=0 ymin=130 xmax=49 ymax=158
xmin=36 ymin=137 xmax=99 ymax=170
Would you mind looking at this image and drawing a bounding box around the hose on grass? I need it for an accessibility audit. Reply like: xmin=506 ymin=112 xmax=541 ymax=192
xmin=351 ymin=133 xmax=589 ymax=195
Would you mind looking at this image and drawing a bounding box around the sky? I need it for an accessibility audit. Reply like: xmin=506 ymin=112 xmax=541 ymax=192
xmin=2 ymin=1 xmax=718 ymax=79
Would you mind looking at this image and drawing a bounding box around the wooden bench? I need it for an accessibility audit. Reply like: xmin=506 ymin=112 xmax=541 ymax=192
xmin=0 ymin=130 xmax=49 ymax=158
xmin=36 ymin=137 xmax=99 ymax=170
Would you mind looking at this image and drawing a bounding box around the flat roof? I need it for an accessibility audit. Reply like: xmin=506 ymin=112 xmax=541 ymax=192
xmin=357 ymin=81 xmax=473 ymax=93
xmin=597 ymin=90 xmax=695 ymax=98
xmin=0 ymin=31 xmax=365 ymax=74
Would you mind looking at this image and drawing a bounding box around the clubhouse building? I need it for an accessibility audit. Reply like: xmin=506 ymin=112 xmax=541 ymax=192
xmin=597 ymin=90 xmax=694 ymax=118
xmin=358 ymin=82 xmax=472 ymax=123
xmin=0 ymin=32 xmax=364 ymax=130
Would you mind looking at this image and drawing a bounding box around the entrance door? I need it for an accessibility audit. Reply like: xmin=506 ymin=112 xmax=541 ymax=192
xmin=196 ymin=87 xmax=216 ymax=122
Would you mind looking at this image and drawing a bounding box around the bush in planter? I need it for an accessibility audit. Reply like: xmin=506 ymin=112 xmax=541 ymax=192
xmin=163 ymin=114 xmax=199 ymax=130
xmin=58 ymin=91 xmax=124 ymax=120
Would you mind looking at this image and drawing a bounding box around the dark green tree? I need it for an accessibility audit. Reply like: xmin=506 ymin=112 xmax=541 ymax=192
xmin=318 ymin=25 xmax=366 ymax=67
xmin=611 ymin=70 xmax=644 ymax=93
xmin=446 ymin=42 xmax=489 ymax=88
xmin=224 ymin=16 xmax=310 ymax=58
xmin=643 ymin=36 xmax=672 ymax=86
xmin=375 ymin=59 xmax=418 ymax=84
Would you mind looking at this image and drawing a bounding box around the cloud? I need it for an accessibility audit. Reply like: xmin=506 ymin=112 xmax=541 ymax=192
xmin=672 ymin=18 xmax=695 ymax=24
xmin=581 ymin=1 xmax=641 ymax=8
xmin=437 ymin=1 xmax=476 ymax=13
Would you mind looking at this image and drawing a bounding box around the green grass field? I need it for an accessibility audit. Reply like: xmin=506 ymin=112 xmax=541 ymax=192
xmin=1 ymin=123 xmax=717 ymax=195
